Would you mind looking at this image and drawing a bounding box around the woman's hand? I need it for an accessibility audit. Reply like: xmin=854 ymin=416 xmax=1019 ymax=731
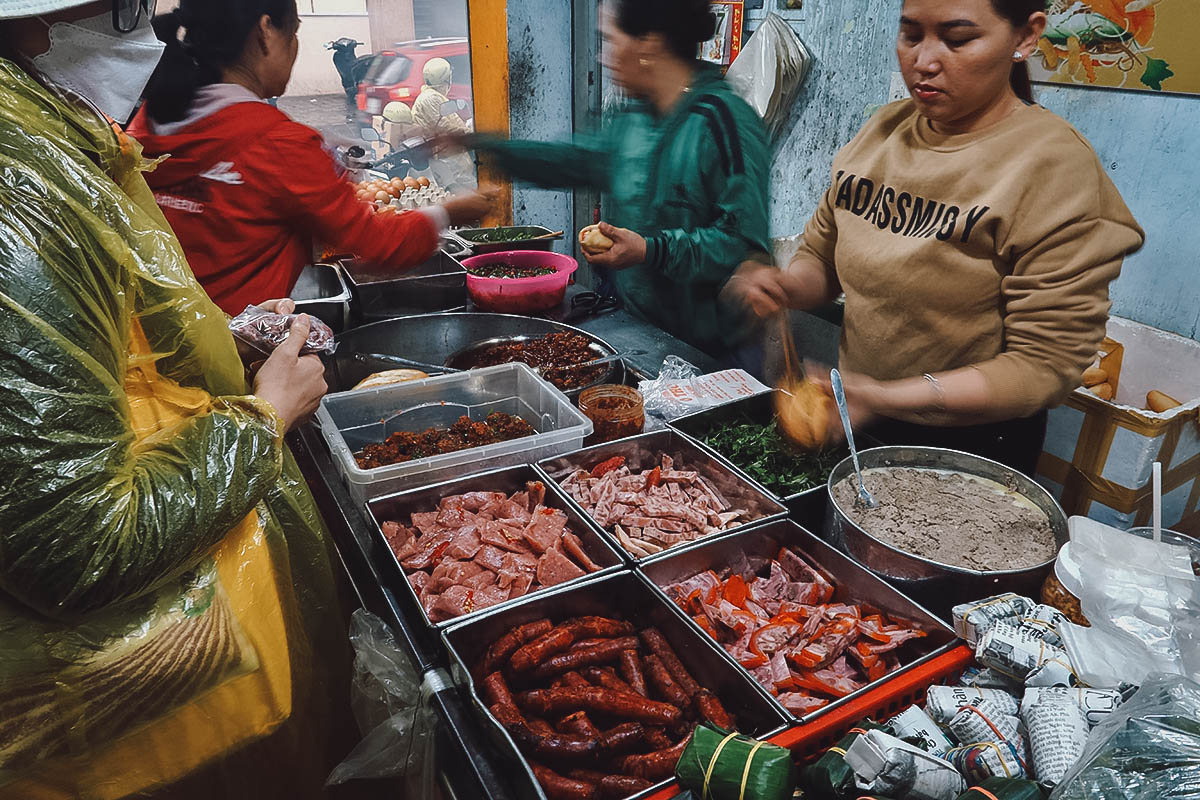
xmin=252 ymin=314 xmax=328 ymax=432
xmin=582 ymin=222 xmax=646 ymax=270
xmin=805 ymin=362 xmax=886 ymax=437
xmin=442 ymin=186 xmax=498 ymax=226
xmin=723 ymin=260 xmax=791 ymax=319
xmin=257 ymin=298 xmax=296 ymax=315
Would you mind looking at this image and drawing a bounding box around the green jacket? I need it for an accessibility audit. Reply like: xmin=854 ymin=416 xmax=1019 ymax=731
xmin=475 ymin=66 xmax=769 ymax=356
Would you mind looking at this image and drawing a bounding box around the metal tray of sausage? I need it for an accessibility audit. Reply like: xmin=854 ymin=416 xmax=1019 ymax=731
xmin=536 ymin=429 xmax=788 ymax=564
xmin=441 ymin=570 xmax=790 ymax=800
xmin=639 ymin=519 xmax=957 ymax=723
xmin=364 ymin=465 xmax=625 ymax=632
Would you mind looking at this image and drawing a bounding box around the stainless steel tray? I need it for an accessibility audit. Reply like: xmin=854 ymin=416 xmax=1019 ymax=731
xmin=669 ymin=391 xmax=879 ymax=531
xmin=441 ymin=570 xmax=790 ymax=800
xmin=536 ymin=429 xmax=789 ymax=563
xmin=453 ymin=225 xmax=562 ymax=255
xmin=339 ymin=250 xmax=467 ymax=320
xmin=364 ymin=465 xmax=624 ymax=631
xmin=291 ymin=262 xmax=351 ymax=332
xmin=639 ymin=519 xmax=956 ymax=723
xmin=326 ymin=312 xmax=624 ymax=394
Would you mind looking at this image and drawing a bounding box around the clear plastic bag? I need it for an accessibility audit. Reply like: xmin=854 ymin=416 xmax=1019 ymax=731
xmin=229 ymin=303 xmax=338 ymax=356
xmin=327 ymin=610 xmax=437 ymax=795
xmin=1051 ymin=673 xmax=1200 ymax=799
xmin=725 ymin=14 xmax=813 ymax=141
xmin=637 ymin=357 xmax=771 ymax=429
xmin=1057 ymin=517 xmax=1200 ymax=687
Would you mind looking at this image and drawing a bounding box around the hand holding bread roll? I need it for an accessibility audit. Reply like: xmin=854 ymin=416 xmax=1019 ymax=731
xmin=579 ymin=224 xmax=614 ymax=256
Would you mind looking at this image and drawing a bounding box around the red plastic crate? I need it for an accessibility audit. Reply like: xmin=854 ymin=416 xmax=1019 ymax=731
xmin=643 ymin=644 xmax=975 ymax=799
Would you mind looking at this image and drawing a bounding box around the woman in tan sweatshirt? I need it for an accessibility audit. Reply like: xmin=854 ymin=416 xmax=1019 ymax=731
xmin=729 ymin=0 xmax=1144 ymax=473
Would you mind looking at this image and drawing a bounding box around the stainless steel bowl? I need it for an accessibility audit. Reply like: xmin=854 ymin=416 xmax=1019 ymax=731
xmin=825 ymin=446 xmax=1068 ymax=612
xmin=327 ymin=312 xmax=624 ymax=394
xmin=444 ymin=332 xmax=617 ymax=399
xmin=291 ymin=262 xmax=351 ymax=332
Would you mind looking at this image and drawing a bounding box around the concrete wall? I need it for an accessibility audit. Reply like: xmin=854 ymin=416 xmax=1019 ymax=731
xmin=505 ymin=1 xmax=575 ymax=239
xmin=497 ymin=0 xmax=1199 ymax=338
xmin=753 ymin=2 xmax=1200 ymax=340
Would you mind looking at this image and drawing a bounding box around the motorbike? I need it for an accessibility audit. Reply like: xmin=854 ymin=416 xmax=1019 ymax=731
xmin=342 ymin=127 xmax=433 ymax=181
xmin=324 ymin=37 xmax=373 ymax=124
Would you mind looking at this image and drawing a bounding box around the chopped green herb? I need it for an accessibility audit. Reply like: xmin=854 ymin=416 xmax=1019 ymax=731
xmin=461 ymin=228 xmax=540 ymax=243
xmin=466 ymin=262 xmax=557 ymax=279
xmin=695 ymin=411 xmax=845 ymax=497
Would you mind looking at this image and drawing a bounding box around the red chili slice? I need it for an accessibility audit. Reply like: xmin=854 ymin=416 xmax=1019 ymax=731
xmin=723 ymin=575 xmax=749 ymax=609
xmin=590 ymin=456 xmax=626 ymax=478
xmin=645 ymin=466 xmax=662 ymax=488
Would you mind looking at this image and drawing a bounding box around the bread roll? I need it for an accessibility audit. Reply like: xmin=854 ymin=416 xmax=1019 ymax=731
xmin=1147 ymin=390 xmax=1182 ymax=413
xmin=353 ymin=368 xmax=429 ymax=390
xmin=1088 ymin=382 xmax=1114 ymax=401
xmin=775 ymin=379 xmax=836 ymax=450
xmin=1081 ymin=367 xmax=1108 ymax=388
xmin=579 ymin=224 xmax=614 ymax=256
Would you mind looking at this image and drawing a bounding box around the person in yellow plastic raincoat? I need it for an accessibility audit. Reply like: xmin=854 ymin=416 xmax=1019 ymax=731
xmin=0 ymin=2 xmax=347 ymax=798
xmin=411 ymin=56 xmax=477 ymax=192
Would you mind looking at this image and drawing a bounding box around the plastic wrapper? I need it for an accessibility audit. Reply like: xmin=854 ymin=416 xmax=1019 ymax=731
xmin=0 ymin=60 xmax=343 ymax=798
xmin=1051 ymin=673 xmax=1200 ymax=799
xmin=953 ymin=594 xmax=1035 ymax=647
xmin=1056 ymin=517 xmax=1200 ymax=688
xmin=1022 ymin=694 xmax=1089 ymax=788
xmin=724 ymin=14 xmax=812 ymax=141
xmin=1021 ymin=687 xmax=1123 ymax=727
xmin=675 ymin=723 xmax=796 ymax=800
xmin=326 ymin=610 xmax=436 ymax=796
xmin=844 ymin=729 xmax=967 ymax=800
xmin=638 ymin=356 xmax=769 ymax=428
xmin=958 ymin=777 xmax=1045 ymax=800
xmin=799 ymin=720 xmax=889 ymax=799
xmin=888 ymin=706 xmax=955 ymax=758
xmin=948 ymin=740 xmax=1029 ymax=782
xmin=229 ymin=303 xmax=338 ymax=356
xmin=926 ymin=686 xmax=1020 ymax=724
xmin=977 ymin=622 xmax=1074 ymax=682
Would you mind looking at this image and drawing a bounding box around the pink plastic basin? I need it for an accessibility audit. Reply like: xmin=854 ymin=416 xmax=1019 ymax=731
xmin=461 ymin=250 xmax=578 ymax=314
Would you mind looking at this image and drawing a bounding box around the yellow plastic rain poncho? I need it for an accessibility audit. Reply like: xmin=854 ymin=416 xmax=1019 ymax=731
xmin=0 ymin=59 xmax=345 ymax=799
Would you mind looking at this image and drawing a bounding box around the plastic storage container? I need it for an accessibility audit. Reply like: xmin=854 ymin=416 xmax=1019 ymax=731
xmin=317 ymin=363 xmax=593 ymax=506
xmin=462 ymin=250 xmax=577 ymax=314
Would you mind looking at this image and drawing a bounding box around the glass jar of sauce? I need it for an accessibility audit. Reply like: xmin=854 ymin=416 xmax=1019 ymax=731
xmin=579 ymin=384 xmax=644 ymax=443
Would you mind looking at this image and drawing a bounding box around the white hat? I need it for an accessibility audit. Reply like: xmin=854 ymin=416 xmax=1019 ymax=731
xmin=0 ymin=0 xmax=97 ymax=19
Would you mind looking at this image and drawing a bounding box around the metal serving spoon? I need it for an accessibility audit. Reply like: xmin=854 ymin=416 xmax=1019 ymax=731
xmin=831 ymin=368 xmax=877 ymax=509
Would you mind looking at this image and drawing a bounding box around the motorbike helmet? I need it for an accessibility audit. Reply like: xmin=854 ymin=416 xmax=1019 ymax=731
xmin=383 ymin=101 xmax=413 ymax=123
xmin=422 ymin=57 xmax=452 ymax=90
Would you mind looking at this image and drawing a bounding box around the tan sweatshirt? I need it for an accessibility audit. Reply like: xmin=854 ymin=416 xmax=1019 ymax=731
xmin=799 ymin=100 xmax=1144 ymax=419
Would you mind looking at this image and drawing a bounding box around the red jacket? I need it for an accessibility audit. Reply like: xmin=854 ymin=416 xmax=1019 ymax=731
xmin=127 ymin=102 xmax=438 ymax=315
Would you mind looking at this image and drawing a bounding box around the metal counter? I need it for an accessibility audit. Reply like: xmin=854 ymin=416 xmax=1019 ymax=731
xmin=294 ymin=307 xmax=713 ymax=800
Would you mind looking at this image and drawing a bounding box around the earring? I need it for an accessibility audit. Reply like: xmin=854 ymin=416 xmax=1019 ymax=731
xmin=1013 ymin=50 xmax=1025 ymax=61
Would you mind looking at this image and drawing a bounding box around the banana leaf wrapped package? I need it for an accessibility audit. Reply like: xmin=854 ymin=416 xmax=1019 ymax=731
xmin=676 ymin=724 xmax=797 ymax=800
xmin=799 ymin=720 xmax=890 ymax=799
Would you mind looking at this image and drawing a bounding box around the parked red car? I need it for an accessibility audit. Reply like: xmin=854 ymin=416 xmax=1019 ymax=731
xmin=356 ymin=37 xmax=473 ymax=121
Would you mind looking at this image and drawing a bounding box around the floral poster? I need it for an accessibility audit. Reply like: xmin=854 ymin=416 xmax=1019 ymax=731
xmin=1031 ymin=0 xmax=1200 ymax=94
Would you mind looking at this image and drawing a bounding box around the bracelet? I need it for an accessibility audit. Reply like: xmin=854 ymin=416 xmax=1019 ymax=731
xmin=923 ymin=373 xmax=946 ymax=413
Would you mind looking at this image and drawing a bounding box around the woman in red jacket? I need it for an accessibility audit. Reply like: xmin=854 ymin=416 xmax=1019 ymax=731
xmin=127 ymin=0 xmax=491 ymax=315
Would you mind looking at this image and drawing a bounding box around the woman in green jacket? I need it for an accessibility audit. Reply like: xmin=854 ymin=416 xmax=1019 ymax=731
xmin=470 ymin=0 xmax=770 ymax=361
